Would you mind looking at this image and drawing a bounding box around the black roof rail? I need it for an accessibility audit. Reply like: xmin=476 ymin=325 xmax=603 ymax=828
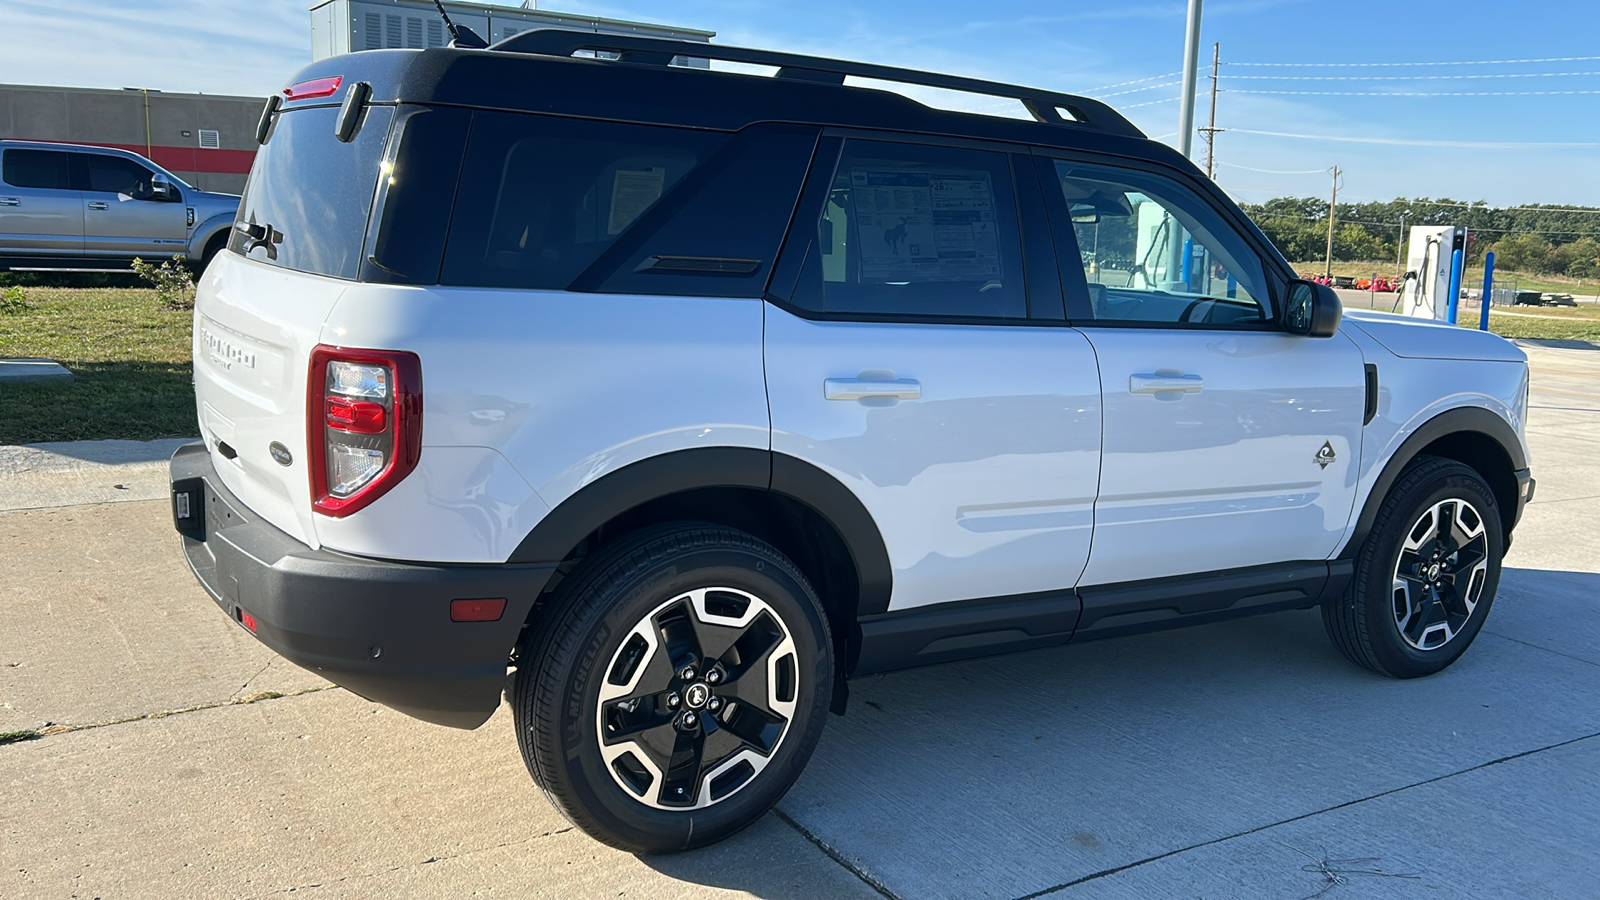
xmin=492 ymin=29 xmax=1145 ymax=139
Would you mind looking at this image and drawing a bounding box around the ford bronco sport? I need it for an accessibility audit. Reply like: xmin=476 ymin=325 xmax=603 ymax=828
xmin=171 ymin=31 xmax=1534 ymax=852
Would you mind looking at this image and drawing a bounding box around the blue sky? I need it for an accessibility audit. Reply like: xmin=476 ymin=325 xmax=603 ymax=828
xmin=3 ymin=0 xmax=1597 ymax=206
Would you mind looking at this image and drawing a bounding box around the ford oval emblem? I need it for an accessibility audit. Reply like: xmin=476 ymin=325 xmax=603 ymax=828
xmin=269 ymin=442 xmax=293 ymax=466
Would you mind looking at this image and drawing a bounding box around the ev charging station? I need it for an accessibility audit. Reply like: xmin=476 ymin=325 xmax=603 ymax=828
xmin=1398 ymin=225 xmax=1467 ymax=320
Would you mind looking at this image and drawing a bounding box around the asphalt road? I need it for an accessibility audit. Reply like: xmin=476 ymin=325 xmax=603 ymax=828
xmin=3 ymin=342 xmax=1597 ymax=899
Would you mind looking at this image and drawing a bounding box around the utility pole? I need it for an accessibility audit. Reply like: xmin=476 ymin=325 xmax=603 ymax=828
xmin=1177 ymin=0 xmax=1203 ymax=161
xmin=1199 ymin=42 xmax=1223 ymax=179
xmin=1170 ymin=0 xmax=1203 ymax=281
xmin=1324 ymin=165 xmax=1341 ymax=279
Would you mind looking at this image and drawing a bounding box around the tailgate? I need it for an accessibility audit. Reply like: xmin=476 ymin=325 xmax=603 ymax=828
xmin=193 ymin=251 xmax=346 ymax=545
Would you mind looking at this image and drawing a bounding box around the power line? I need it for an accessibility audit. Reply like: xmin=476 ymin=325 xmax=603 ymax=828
xmin=1229 ymin=88 xmax=1600 ymax=96
xmin=1094 ymin=80 xmax=1183 ymax=98
xmin=1119 ymin=96 xmax=1179 ymax=109
xmin=1216 ymin=161 xmax=1327 ymax=175
xmin=1224 ymin=71 xmax=1600 ymax=81
xmin=1227 ymin=128 xmax=1600 ymax=148
xmin=1082 ymin=71 xmax=1181 ymax=92
xmin=1227 ymin=55 xmax=1600 ymax=68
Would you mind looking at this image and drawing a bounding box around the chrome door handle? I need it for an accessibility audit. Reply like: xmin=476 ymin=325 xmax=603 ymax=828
xmin=0 ymin=197 xmax=19 ymax=206
xmin=1130 ymin=371 xmax=1204 ymax=394
xmin=87 ymin=201 xmax=109 ymax=210
xmin=824 ymin=377 xmax=921 ymax=401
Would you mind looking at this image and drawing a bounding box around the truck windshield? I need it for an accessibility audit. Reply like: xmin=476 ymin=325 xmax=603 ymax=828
xmin=230 ymin=104 xmax=396 ymax=280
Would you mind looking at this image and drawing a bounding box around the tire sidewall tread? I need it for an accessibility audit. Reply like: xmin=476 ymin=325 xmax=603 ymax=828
xmin=1324 ymin=455 xmax=1504 ymax=678
xmin=511 ymin=523 xmax=832 ymax=853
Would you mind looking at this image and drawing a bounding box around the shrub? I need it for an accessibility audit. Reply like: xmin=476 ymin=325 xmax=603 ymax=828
xmin=131 ymin=256 xmax=196 ymax=311
xmin=0 ymin=285 xmax=28 ymax=314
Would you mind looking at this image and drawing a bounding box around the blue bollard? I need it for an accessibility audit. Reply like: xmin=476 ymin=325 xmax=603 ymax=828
xmin=1479 ymin=251 xmax=1495 ymax=332
xmin=1446 ymin=248 xmax=1464 ymax=324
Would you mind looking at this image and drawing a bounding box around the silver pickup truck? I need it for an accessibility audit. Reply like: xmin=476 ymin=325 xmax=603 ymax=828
xmin=0 ymin=140 xmax=240 ymax=272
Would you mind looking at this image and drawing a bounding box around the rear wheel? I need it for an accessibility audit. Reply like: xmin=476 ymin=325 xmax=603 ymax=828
xmin=511 ymin=524 xmax=833 ymax=853
xmin=1323 ymin=456 xmax=1503 ymax=677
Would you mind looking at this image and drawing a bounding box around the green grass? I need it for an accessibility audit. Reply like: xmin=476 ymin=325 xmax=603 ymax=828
xmin=0 ymin=286 xmax=196 ymax=444
xmin=1474 ymin=308 xmax=1600 ymax=342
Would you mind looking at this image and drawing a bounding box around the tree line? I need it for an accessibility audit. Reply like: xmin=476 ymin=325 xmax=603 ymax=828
xmin=1238 ymin=197 xmax=1600 ymax=278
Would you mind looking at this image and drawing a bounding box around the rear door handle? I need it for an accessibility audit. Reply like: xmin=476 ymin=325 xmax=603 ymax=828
xmin=0 ymin=197 xmax=19 ymax=206
xmin=824 ymin=377 xmax=921 ymax=401
xmin=1130 ymin=371 xmax=1204 ymax=394
xmin=87 ymin=201 xmax=109 ymax=210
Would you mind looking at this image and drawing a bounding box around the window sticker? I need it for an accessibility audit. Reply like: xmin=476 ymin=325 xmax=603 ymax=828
xmin=607 ymin=167 xmax=666 ymax=235
xmin=850 ymin=168 xmax=1001 ymax=282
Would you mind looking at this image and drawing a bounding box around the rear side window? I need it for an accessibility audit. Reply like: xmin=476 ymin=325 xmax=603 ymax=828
xmin=440 ymin=114 xmax=724 ymax=291
xmin=231 ymin=104 xmax=396 ymax=280
xmin=2 ymin=149 xmax=72 ymax=190
xmin=83 ymin=154 xmax=153 ymax=195
xmin=792 ymin=139 xmax=1027 ymax=320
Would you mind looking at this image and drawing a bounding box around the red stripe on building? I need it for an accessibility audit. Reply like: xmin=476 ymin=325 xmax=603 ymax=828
xmin=68 ymin=142 xmax=256 ymax=175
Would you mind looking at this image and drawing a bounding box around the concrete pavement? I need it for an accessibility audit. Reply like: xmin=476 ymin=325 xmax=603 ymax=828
xmin=3 ymin=343 xmax=1598 ymax=899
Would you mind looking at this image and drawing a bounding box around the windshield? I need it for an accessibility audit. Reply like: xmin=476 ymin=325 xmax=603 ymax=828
xmin=229 ymin=104 xmax=396 ymax=280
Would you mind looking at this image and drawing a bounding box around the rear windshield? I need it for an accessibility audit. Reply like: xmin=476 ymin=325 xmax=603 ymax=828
xmin=230 ymin=104 xmax=396 ymax=280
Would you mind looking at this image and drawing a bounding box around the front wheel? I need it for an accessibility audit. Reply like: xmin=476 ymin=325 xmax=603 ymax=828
xmin=1323 ymin=456 xmax=1504 ymax=678
xmin=511 ymin=524 xmax=833 ymax=853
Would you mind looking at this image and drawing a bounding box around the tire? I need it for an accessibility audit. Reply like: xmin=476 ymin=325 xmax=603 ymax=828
xmin=195 ymin=233 xmax=227 ymax=274
xmin=510 ymin=523 xmax=833 ymax=853
xmin=1323 ymin=456 xmax=1503 ymax=678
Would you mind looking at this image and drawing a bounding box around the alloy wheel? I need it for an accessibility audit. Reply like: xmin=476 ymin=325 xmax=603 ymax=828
xmin=595 ymin=587 xmax=798 ymax=810
xmin=1391 ymin=497 xmax=1491 ymax=651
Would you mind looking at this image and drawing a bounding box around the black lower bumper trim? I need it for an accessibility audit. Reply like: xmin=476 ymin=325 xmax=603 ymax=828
xmin=170 ymin=442 xmax=557 ymax=729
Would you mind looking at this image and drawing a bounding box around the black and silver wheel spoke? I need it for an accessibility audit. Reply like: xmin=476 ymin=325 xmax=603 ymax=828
xmin=595 ymin=587 xmax=798 ymax=810
xmin=1392 ymin=497 xmax=1490 ymax=651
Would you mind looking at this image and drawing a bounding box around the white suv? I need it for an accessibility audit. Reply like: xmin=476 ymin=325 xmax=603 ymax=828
xmin=170 ymin=32 xmax=1534 ymax=853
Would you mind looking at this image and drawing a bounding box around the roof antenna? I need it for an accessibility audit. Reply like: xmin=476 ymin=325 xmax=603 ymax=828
xmin=429 ymin=0 xmax=488 ymax=49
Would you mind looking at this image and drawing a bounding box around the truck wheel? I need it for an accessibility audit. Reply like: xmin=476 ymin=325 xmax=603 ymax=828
xmin=511 ymin=524 xmax=833 ymax=853
xmin=1323 ymin=456 xmax=1503 ymax=678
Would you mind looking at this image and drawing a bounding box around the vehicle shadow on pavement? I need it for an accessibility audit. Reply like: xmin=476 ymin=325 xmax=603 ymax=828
xmin=645 ymin=567 xmax=1600 ymax=900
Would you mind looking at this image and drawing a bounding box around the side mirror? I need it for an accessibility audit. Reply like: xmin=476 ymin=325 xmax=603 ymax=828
xmin=148 ymin=173 xmax=176 ymax=202
xmin=1284 ymin=279 xmax=1342 ymax=337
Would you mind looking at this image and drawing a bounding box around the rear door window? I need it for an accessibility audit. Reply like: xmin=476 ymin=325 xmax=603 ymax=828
xmin=440 ymin=113 xmax=725 ymax=291
xmin=792 ymin=139 xmax=1028 ymax=320
xmin=231 ymin=104 xmax=396 ymax=280
xmin=2 ymin=149 xmax=73 ymax=190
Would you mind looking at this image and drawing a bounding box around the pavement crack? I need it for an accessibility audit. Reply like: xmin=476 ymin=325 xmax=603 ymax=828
xmin=1013 ymin=730 xmax=1600 ymax=899
xmin=1483 ymin=630 xmax=1600 ymax=668
xmin=773 ymin=807 xmax=902 ymax=900
xmin=1 ymin=685 xmax=337 ymax=746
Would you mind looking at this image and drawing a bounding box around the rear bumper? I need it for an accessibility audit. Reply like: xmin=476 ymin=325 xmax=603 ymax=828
xmin=169 ymin=442 xmax=556 ymax=728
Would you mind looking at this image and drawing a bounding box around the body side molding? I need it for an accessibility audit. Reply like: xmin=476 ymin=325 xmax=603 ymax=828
xmin=853 ymin=560 xmax=1349 ymax=677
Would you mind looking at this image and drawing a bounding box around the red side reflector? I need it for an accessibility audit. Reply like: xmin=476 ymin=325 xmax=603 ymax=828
xmin=238 ymin=608 xmax=258 ymax=633
xmin=284 ymin=76 xmax=342 ymax=100
xmin=450 ymin=598 xmax=507 ymax=623
xmin=325 ymin=396 xmax=386 ymax=434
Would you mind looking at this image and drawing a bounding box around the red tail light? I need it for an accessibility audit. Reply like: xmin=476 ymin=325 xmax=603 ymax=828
xmin=308 ymin=345 xmax=422 ymax=517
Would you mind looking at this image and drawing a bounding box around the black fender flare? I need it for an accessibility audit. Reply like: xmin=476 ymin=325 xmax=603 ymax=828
xmin=1342 ymin=406 xmax=1526 ymax=558
xmin=506 ymin=447 xmax=894 ymax=616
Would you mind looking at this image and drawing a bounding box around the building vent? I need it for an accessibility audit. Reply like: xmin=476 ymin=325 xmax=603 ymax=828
xmin=426 ymin=19 xmax=444 ymax=47
xmin=364 ymin=12 xmax=382 ymax=49
xmin=198 ymin=129 xmax=220 ymax=149
xmin=405 ymin=15 xmax=423 ymax=48
xmin=385 ymin=13 xmax=403 ymax=48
